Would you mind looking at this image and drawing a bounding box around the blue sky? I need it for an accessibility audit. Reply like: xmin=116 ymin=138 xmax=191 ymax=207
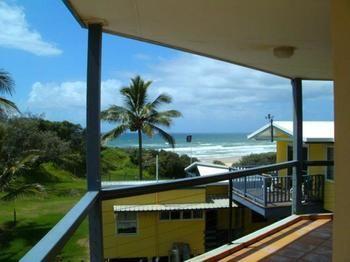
xmin=0 ymin=0 xmax=334 ymax=133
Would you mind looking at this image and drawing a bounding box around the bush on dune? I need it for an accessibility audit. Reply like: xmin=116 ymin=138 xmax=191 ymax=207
xmin=233 ymin=152 xmax=276 ymax=167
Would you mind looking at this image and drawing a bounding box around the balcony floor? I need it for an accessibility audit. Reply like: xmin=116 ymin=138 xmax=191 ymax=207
xmin=189 ymin=214 xmax=332 ymax=262
xmin=221 ymin=218 xmax=332 ymax=261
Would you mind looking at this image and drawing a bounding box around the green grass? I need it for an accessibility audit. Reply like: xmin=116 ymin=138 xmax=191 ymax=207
xmin=0 ymin=163 xmax=88 ymax=262
xmin=101 ymin=148 xmax=154 ymax=181
xmin=0 ymin=148 xmax=153 ymax=261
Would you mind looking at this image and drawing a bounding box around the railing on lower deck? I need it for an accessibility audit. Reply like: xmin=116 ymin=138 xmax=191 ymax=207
xmin=20 ymin=160 xmax=332 ymax=261
xmin=232 ymin=174 xmax=324 ymax=207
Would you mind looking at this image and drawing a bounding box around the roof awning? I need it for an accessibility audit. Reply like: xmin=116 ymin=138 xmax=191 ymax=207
xmin=64 ymin=0 xmax=331 ymax=80
xmin=114 ymin=198 xmax=234 ymax=212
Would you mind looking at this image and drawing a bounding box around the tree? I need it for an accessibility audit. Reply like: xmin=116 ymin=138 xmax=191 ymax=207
xmin=0 ymin=152 xmax=44 ymax=224
xmin=0 ymin=69 xmax=19 ymax=116
xmin=101 ymin=76 xmax=181 ymax=180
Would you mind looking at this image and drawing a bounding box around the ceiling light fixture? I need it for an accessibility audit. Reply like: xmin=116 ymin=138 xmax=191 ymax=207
xmin=273 ymin=46 xmax=295 ymax=58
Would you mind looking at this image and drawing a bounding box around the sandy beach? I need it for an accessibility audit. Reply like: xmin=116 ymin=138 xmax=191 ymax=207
xmin=199 ymin=156 xmax=241 ymax=167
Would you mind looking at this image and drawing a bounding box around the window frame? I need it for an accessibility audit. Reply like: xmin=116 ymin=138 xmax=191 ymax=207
xmin=325 ymin=146 xmax=334 ymax=182
xmin=115 ymin=212 xmax=138 ymax=235
xmin=159 ymin=210 xmax=204 ymax=221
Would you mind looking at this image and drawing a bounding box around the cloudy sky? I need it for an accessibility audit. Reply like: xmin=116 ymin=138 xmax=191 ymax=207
xmin=0 ymin=0 xmax=334 ymax=133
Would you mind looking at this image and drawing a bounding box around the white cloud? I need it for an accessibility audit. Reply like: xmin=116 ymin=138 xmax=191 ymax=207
xmin=0 ymin=2 xmax=62 ymax=56
xmin=27 ymin=54 xmax=333 ymax=131
xmin=27 ymin=79 xmax=122 ymax=123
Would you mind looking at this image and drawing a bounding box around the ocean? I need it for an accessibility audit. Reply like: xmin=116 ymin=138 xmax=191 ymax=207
xmin=106 ymin=133 xmax=276 ymax=162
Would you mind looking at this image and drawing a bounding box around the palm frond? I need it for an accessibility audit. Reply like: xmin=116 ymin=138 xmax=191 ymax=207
xmin=0 ymin=152 xmax=40 ymax=190
xmin=120 ymin=86 xmax=137 ymax=112
xmin=0 ymin=97 xmax=20 ymax=114
xmin=0 ymin=70 xmax=15 ymax=95
xmin=101 ymin=105 xmax=131 ymax=123
xmin=150 ymin=93 xmax=172 ymax=109
xmin=148 ymin=124 xmax=175 ymax=148
xmin=0 ymin=171 xmax=15 ymax=190
xmin=129 ymin=76 xmax=152 ymax=114
xmin=1 ymin=183 xmax=45 ymax=201
xmin=101 ymin=124 xmax=129 ymax=143
xmin=158 ymin=110 xmax=182 ymax=118
xmin=147 ymin=110 xmax=182 ymax=127
xmin=142 ymin=123 xmax=155 ymax=138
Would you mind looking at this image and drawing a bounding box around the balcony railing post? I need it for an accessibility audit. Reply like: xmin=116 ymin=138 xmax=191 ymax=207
xmin=291 ymin=78 xmax=303 ymax=214
xmin=263 ymin=177 xmax=267 ymax=207
xmin=244 ymin=176 xmax=247 ymax=196
xmin=86 ymin=23 xmax=103 ymax=261
xmin=228 ymin=179 xmax=233 ymax=244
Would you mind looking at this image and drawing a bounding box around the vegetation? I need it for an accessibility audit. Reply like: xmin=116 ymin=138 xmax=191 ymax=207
xmin=127 ymin=148 xmax=198 ymax=179
xmin=212 ymin=160 xmax=226 ymax=166
xmin=101 ymin=75 xmax=181 ymax=180
xmin=0 ymin=116 xmax=193 ymax=261
xmin=0 ymin=115 xmax=86 ymax=178
xmin=0 ymin=69 xmax=19 ymax=116
xmin=232 ymin=152 xmax=276 ymax=167
xmin=0 ymin=168 xmax=87 ymax=261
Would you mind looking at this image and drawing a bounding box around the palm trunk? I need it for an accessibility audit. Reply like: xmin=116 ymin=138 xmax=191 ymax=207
xmin=138 ymin=129 xmax=143 ymax=180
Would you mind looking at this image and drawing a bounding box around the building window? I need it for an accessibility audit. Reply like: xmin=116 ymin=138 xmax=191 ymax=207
xmin=170 ymin=211 xmax=181 ymax=220
xmin=116 ymin=212 xmax=137 ymax=234
xmin=193 ymin=210 xmax=203 ymax=219
xmin=160 ymin=211 xmax=170 ymax=220
xmin=182 ymin=210 xmax=192 ymax=219
xmin=159 ymin=210 xmax=204 ymax=220
xmin=326 ymin=147 xmax=334 ymax=180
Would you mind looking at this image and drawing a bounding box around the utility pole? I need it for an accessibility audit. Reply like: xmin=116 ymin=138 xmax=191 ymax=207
xmin=156 ymin=154 xmax=159 ymax=181
xmin=186 ymin=135 xmax=193 ymax=163
xmin=265 ymin=114 xmax=274 ymax=142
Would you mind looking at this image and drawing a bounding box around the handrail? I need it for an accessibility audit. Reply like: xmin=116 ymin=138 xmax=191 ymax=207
xmin=305 ymin=160 xmax=334 ymax=166
xmin=101 ymin=161 xmax=297 ymax=200
xmin=20 ymin=191 xmax=99 ymax=262
xmin=20 ymin=159 xmax=334 ymax=260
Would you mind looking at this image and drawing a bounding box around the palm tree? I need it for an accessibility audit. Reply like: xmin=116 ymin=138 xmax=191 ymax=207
xmin=0 ymin=69 xmax=19 ymax=115
xmin=101 ymin=75 xmax=181 ymax=180
xmin=0 ymin=152 xmax=44 ymax=225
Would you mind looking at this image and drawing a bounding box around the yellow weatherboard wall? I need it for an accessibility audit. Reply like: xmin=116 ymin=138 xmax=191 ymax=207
xmin=332 ymin=0 xmax=350 ymax=259
xmin=275 ymin=141 xmax=334 ymax=211
xmin=101 ymin=184 xmax=274 ymax=259
xmin=276 ymin=141 xmax=289 ymax=176
xmin=102 ymin=188 xmax=206 ymax=259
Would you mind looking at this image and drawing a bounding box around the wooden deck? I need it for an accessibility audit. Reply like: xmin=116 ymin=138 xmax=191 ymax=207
xmin=220 ymin=218 xmax=332 ymax=261
xmin=188 ymin=214 xmax=333 ymax=262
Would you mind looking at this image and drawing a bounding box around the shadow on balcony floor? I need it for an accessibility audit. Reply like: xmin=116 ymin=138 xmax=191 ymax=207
xmin=189 ymin=214 xmax=332 ymax=262
xmin=221 ymin=219 xmax=332 ymax=261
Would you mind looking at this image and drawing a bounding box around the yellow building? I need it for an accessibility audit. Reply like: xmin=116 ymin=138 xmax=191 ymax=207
xmin=101 ymin=180 xmax=273 ymax=261
xmin=248 ymin=121 xmax=334 ymax=211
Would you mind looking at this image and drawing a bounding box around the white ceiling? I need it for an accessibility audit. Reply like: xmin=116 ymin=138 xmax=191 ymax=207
xmin=66 ymin=0 xmax=332 ymax=80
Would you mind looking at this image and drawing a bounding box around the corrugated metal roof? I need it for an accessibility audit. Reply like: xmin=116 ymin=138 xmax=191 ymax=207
xmin=113 ymin=198 xmax=235 ymax=212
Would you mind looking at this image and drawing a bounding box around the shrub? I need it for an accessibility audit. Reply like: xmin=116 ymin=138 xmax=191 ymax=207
xmin=233 ymin=152 xmax=276 ymax=167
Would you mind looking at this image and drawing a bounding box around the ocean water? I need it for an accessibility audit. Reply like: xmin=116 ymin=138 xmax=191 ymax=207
xmin=107 ymin=133 xmax=276 ymax=161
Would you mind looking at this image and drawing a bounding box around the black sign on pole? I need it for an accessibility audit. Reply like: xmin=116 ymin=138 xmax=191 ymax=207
xmin=186 ymin=135 xmax=192 ymax=143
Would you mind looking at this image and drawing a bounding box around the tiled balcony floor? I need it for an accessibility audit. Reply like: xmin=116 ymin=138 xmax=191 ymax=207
xmin=219 ymin=218 xmax=332 ymax=262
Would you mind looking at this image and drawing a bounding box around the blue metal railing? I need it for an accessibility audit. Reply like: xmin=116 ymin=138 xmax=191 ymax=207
xmin=232 ymin=174 xmax=325 ymax=207
xmin=20 ymin=160 xmax=332 ymax=261
xmin=20 ymin=191 xmax=99 ymax=261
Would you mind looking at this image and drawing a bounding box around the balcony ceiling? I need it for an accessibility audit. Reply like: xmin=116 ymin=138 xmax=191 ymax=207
xmin=65 ymin=0 xmax=331 ymax=80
